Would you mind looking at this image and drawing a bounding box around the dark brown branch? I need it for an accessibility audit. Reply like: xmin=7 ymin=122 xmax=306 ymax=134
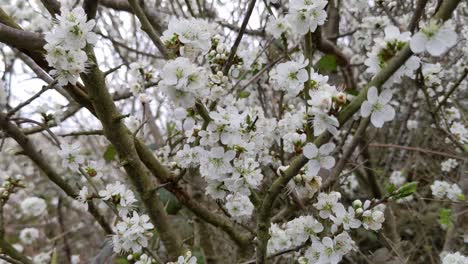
xmin=223 ymin=0 xmax=257 ymax=75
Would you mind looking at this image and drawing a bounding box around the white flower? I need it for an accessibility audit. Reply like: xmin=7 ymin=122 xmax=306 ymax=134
xmin=307 ymin=73 xmax=338 ymax=111
xmin=303 ymin=142 xmax=336 ymax=177
xmin=161 ymin=18 xmax=214 ymax=56
xmin=225 ymin=193 xmax=254 ymax=219
xmin=159 ymin=57 xmax=207 ymax=108
xmin=430 ymin=180 xmax=451 ymax=199
xmin=99 ymin=182 xmax=137 ymax=217
xmin=446 ymin=184 xmax=464 ymax=202
xmin=19 ymin=228 xmax=40 ymax=245
xmin=311 ymin=110 xmax=340 ymax=137
xmin=441 ymin=159 xmax=459 ymax=172
xmin=33 ymin=252 xmax=51 ymax=264
xmin=44 ymin=6 xmax=97 ymax=86
xmin=330 ymin=206 xmax=361 ymax=232
xmin=270 ymin=56 xmax=308 ymax=97
xmin=20 ymin=197 xmax=47 ymax=217
xmin=284 ymin=215 xmax=324 ymax=246
xmin=389 ymin=171 xmax=406 ymax=187
xmin=57 ymin=142 xmax=85 ymax=171
xmin=362 ymin=209 xmax=385 ymax=231
xmin=266 ymin=16 xmax=291 ymax=38
xmin=232 ymin=158 xmax=264 ymax=188
xmin=410 ymin=21 xmax=457 ymax=56
xmin=286 ymin=0 xmax=328 ymax=35
xmin=112 ymin=212 xmax=154 ymax=253
xmin=306 ymin=233 xmax=353 ymax=264
xmin=313 ymin=192 xmax=344 ymax=219
xmin=199 ymin=147 xmax=236 ymax=180
xmin=365 ymin=26 xmax=420 ymax=85
xmin=441 ymin=252 xmax=468 ymax=264
xmin=71 ymin=255 xmax=80 ymax=264
xmin=175 ymin=145 xmax=203 ymax=168
xmin=167 ymin=251 xmax=197 ymax=264
xmin=76 ymin=186 xmax=90 ymax=210
xmin=267 ymin=224 xmax=291 ymax=254
xmin=360 ymin=87 xmax=395 ymax=128
xmin=449 ymin=122 xmax=468 ymax=144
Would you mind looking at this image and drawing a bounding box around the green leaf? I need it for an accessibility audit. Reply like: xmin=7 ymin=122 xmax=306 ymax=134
xmin=393 ymin=182 xmax=417 ymax=200
xmin=316 ymin=54 xmax=337 ymax=73
xmin=386 ymin=183 xmax=396 ymax=194
xmin=238 ymin=91 xmax=251 ymax=98
xmin=438 ymin=208 xmax=453 ymax=229
xmin=157 ymin=188 xmax=182 ymax=215
xmin=103 ymin=144 xmax=117 ymax=161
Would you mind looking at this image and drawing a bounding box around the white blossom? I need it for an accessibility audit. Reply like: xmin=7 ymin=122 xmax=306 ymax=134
xmin=303 ymin=142 xmax=336 ymax=177
xmin=313 ymin=192 xmax=344 ymax=219
xmin=57 ymin=142 xmax=85 ymax=171
xmin=225 ymin=193 xmax=254 ymax=219
xmin=441 ymin=159 xmax=459 ymax=172
xmin=19 ymin=227 xmax=40 ymax=245
xmin=360 ymin=87 xmax=395 ymax=128
xmin=20 ymin=197 xmax=47 ymax=217
xmin=44 ymin=6 xmax=97 ymax=86
xmin=286 ymin=0 xmax=328 ymax=35
xmin=270 ymin=56 xmax=308 ymax=97
xmin=410 ymin=21 xmax=457 ymax=56
xmin=99 ymin=182 xmax=137 ymax=217
xmin=159 ymin=57 xmax=208 ymax=108
xmin=112 ymin=212 xmax=154 ymax=253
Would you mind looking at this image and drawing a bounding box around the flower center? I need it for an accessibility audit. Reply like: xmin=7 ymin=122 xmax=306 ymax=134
xmin=372 ymin=103 xmax=383 ymax=112
xmin=378 ymin=40 xmax=406 ymax=68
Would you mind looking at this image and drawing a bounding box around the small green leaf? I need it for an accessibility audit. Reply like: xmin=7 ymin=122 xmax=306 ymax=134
xmin=393 ymin=182 xmax=417 ymax=200
xmin=103 ymin=144 xmax=117 ymax=161
xmin=386 ymin=183 xmax=396 ymax=194
xmin=238 ymin=91 xmax=251 ymax=98
xmin=438 ymin=208 xmax=452 ymax=229
xmin=316 ymin=54 xmax=337 ymax=73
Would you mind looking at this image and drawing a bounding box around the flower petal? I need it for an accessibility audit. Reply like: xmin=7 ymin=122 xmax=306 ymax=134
xmin=319 ymin=142 xmax=335 ymax=155
xmin=303 ymin=143 xmax=318 ymax=159
xmin=367 ymin=86 xmax=378 ymax=103
xmin=320 ymin=156 xmax=336 ymax=170
xmin=306 ymin=160 xmax=320 ymax=176
xmin=410 ymin=32 xmax=427 ymax=54
xmin=361 ymin=101 xmax=372 ymax=117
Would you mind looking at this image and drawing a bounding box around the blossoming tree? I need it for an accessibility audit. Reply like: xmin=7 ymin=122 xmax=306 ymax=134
xmin=0 ymin=0 xmax=466 ymax=263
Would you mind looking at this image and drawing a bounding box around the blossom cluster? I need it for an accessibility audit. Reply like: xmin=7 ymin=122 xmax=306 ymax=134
xmin=44 ymin=7 xmax=97 ymax=86
xmin=430 ymin=180 xmax=465 ymax=202
xmin=267 ymin=0 xmax=327 ymax=37
xmin=268 ymin=192 xmax=386 ymax=263
xmin=113 ymin=212 xmax=155 ymax=253
xmin=162 ymin=17 xmax=215 ymax=58
xmin=441 ymin=252 xmax=468 ymax=264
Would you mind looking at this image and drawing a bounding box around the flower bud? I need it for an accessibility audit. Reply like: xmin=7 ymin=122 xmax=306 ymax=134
xmin=352 ymin=199 xmax=363 ymax=208
xmin=335 ymin=92 xmax=347 ymax=104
